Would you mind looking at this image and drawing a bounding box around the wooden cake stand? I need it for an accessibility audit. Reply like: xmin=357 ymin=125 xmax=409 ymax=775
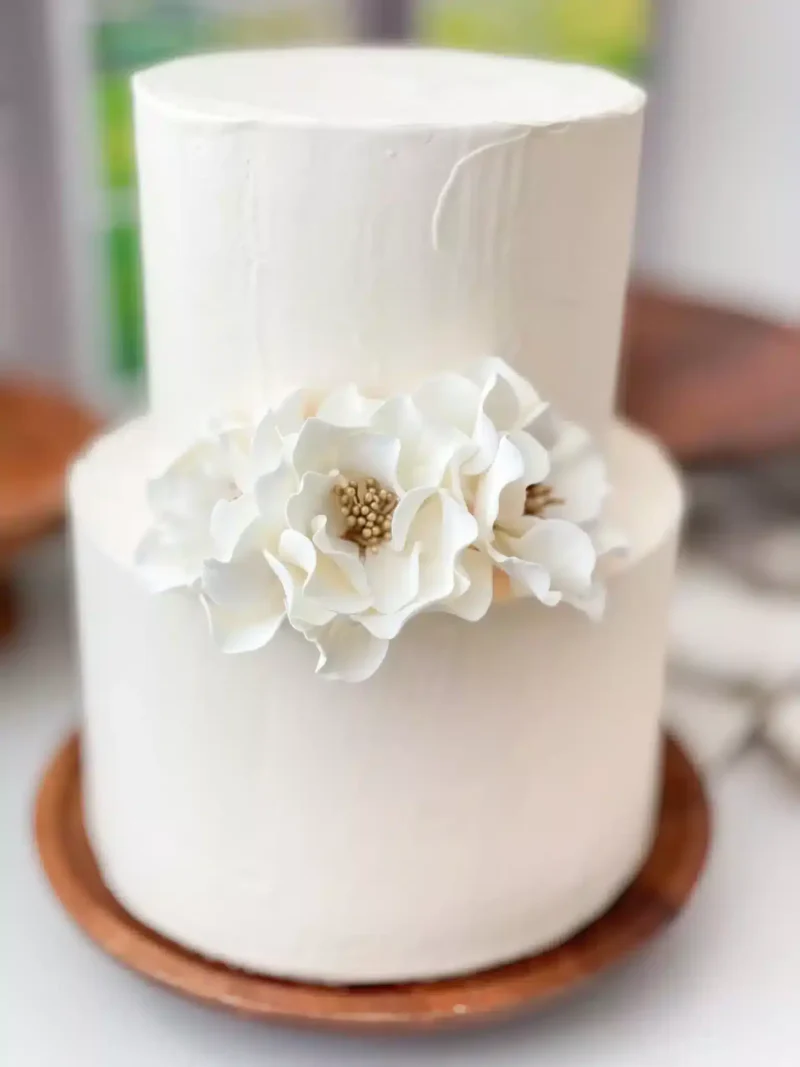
xmin=0 ymin=379 xmax=99 ymax=640
xmin=35 ymin=732 xmax=710 ymax=1032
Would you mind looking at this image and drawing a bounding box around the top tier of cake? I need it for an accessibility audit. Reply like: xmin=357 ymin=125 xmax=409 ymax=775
xmin=133 ymin=48 xmax=644 ymax=444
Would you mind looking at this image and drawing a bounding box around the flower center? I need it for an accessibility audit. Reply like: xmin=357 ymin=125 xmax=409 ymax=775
xmin=333 ymin=476 xmax=398 ymax=555
xmin=524 ymin=482 xmax=563 ymax=517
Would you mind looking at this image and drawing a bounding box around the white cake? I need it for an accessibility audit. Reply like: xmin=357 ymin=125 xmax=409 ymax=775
xmin=70 ymin=48 xmax=682 ymax=984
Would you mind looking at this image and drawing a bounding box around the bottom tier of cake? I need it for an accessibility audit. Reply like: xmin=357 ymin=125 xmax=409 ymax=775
xmin=69 ymin=417 xmax=682 ymax=984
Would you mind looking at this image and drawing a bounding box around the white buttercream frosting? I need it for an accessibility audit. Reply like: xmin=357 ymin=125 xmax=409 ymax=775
xmin=134 ymin=48 xmax=644 ymax=446
xmin=135 ymin=47 xmax=644 ymax=126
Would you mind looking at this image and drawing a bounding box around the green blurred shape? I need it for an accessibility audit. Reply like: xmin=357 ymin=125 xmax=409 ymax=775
xmin=106 ymin=221 xmax=145 ymax=379
xmin=93 ymin=13 xmax=209 ymax=72
xmin=97 ymin=75 xmax=136 ymax=190
xmin=418 ymin=0 xmax=645 ymax=74
xmin=538 ymin=0 xmax=646 ymax=74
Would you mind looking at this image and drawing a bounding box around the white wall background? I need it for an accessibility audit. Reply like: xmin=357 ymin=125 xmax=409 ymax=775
xmin=0 ymin=0 xmax=77 ymax=382
xmin=0 ymin=105 xmax=15 ymax=362
xmin=0 ymin=5 xmax=18 ymax=364
xmin=636 ymin=0 xmax=800 ymax=322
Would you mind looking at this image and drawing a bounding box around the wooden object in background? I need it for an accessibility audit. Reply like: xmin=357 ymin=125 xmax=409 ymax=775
xmin=0 ymin=378 xmax=99 ymax=638
xmin=622 ymin=288 xmax=800 ymax=463
xmin=36 ymin=732 xmax=710 ymax=1032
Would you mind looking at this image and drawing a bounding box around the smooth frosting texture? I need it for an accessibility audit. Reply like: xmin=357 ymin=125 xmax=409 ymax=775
xmin=71 ymin=417 xmax=681 ymax=982
xmin=135 ymin=47 xmax=644 ymax=126
xmin=134 ymin=48 xmax=644 ymax=445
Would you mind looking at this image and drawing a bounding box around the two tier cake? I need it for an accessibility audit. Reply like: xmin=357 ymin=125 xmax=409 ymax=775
xmin=70 ymin=48 xmax=683 ymax=983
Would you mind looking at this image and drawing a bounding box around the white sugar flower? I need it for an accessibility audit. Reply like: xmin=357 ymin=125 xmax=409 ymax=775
xmin=471 ymin=405 xmax=621 ymax=619
xmin=413 ymin=356 xmax=547 ymax=476
xmin=269 ymin=389 xmax=489 ymax=682
xmin=412 ymin=357 xmax=621 ymax=617
xmin=136 ymin=392 xmax=307 ymax=650
xmin=135 ymin=432 xmax=250 ymax=595
xmin=136 ymin=358 xmax=624 ymax=682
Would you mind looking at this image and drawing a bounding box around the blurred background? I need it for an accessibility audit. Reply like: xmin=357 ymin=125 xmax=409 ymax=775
xmin=1 ymin=0 xmax=799 ymax=769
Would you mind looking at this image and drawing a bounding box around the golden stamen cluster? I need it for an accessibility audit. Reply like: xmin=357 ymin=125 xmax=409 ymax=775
xmin=333 ymin=476 xmax=398 ymax=554
xmin=525 ymin=482 xmax=564 ymax=517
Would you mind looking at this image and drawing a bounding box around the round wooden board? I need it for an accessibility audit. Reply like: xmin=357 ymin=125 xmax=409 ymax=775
xmin=0 ymin=379 xmax=99 ymax=550
xmin=0 ymin=379 xmax=99 ymax=639
xmin=35 ymin=732 xmax=710 ymax=1032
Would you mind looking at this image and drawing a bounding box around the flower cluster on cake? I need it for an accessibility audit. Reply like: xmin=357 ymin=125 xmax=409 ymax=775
xmin=137 ymin=358 xmax=622 ymax=681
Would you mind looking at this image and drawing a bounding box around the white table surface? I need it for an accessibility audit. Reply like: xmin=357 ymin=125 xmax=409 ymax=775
xmin=3 ymin=543 xmax=800 ymax=1067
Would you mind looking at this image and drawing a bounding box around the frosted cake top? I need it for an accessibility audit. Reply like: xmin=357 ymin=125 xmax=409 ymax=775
xmin=134 ymin=46 xmax=644 ymax=128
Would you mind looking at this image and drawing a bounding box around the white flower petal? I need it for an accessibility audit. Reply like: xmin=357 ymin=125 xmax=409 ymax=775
xmin=297 ymin=518 xmax=372 ymax=615
xmin=278 ymin=528 xmax=317 ymax=577
xmin=415 ymin=370 xmax=502 ymax=475
xmin=292 ymin=418 xmax=349 ymax=478
xmin=209 ymin=494 xmax=260 ymax=562
xmin=487 ymin=543 xmax=559 ymax=603
xmin=460 ymin=411 xmax=500 ymax=476
xmin=507 ymin=430 xmax=551 ymax=485
xmin=147 ymin=444 xmax=227 ymax=521
xmin=451 ymin=557 xmax=471 ymax=599
xmin=135 ymin=529 xmax=201 ymax=592
xmin=494 ymin=482 xmax=529 ymax=535
xmin=286 ymin=471 xmax=338 ymax=533
xmin=337 ymin=432 xmax=402 ymax=493
xmin=358 ymin=601 xmax=419 ymax=640
xmin=473 ymin=436 xmax=525 ymax=535
xmin=304 ymin=555 xmax=373 ymax=614
xmin=313 ymin=619 xmax=389 ymax=682
xmin=254 ymin=462 xmax=297 ymax=531
xmin=371 ymin=394 xmax=421 ymax=439
xmin=311 ymin=517 xmax=371 ymax=597
xmin=372 ymin=396 xmax=464 ymax=490
xmin=363 ymin=542 xmax=421 ymax=615
xmin=591 ymin=523 xmax=629 ymax=560
xmin=478 ymin=367 xmax=519 ymax=433
xmin=207 ymin=412 xmax=250 ymax=437
xmin=432 ymin=492 xmax=479 ymax=565
xmin=564 ymin=581 xmax=607 ymax=621
xmin=471 ymin=357 xmax=547 ymax=431
xmin=414 ymin=373 xmax=482 ymax=437
xmin=200 ymin=554 xmax=286 ymax=653
xmin=391 ymin=486 xmax=437 ymax=550
xmin=250 ymin=412 xmax=284 ymax=478
xmin=529 ymin=408 xmax=589 ymax=461
xmin=411 ymin=424 xmax=466 ymax=489
xmin=201 ymin=594 xmax=285 ymax=654
xmin=316 ymin=383 xmax=382 ymax=427
xmin=442 ymin=548 xmax=494 ymax=621
xmin=202 ymin=553 xmax=282 ymax=612
xmin=215 ymin=427 xmax=256 ymax=490
xmin=268 ymin=548 xmax=335 ymax=631
xmin=414 ymin=493 xmax=478 ymax=604
xmin=548 ymin=450 xmax=608 ymax=525
xmin=511 ymin=518 xmax=597 ymax=596
xmin=274 ymin=388 xmax=312 ymax=434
